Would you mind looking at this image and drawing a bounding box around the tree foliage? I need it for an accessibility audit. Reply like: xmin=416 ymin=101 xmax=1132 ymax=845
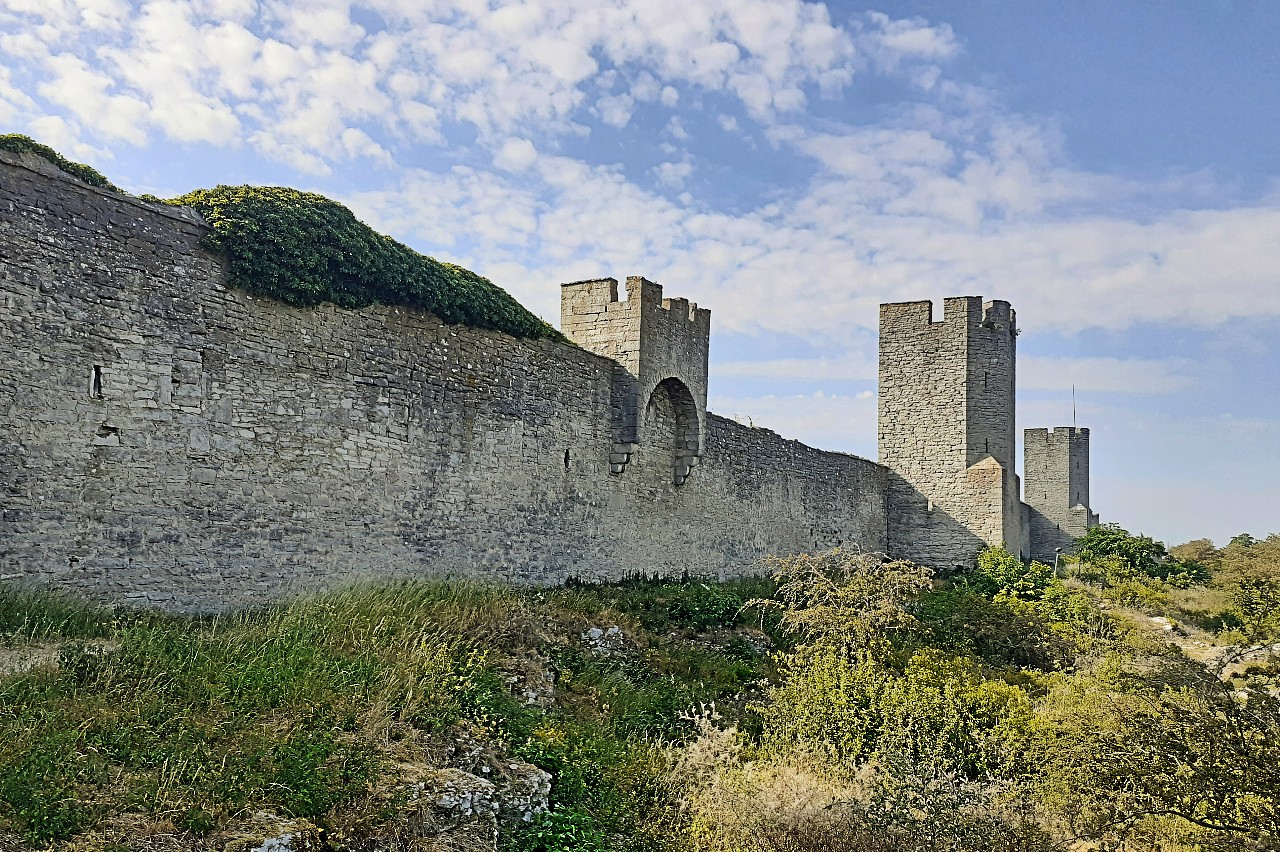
xmin=966 ymin=546 xmax=1054 ymax=600
xmin=759 ymin=549 xmax=932 ymax=653
xmin=1077 ymin=523 xmax=1169 ymax=573
xmin=1215 ymin=534 xmax=1280 ymax=640
xmin=1036 ymin=645 xmax=1280 ymax=846
xmin=1076 ymin=523 xmax=1208 ymax=587
xmin=755 ymin=551 xmax=1032 ymax=779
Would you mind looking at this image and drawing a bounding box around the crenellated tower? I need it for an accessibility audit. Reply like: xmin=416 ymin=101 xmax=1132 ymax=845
xmin=878 ymin=296 xmax=1022 ymax=570
xmin=1023 ymin=427 xmax=1099 ymax=562
xmin=561 ymin=276 xmax=710 ymax=485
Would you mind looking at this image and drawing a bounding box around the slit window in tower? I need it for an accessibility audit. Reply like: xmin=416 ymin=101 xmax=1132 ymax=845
xmin=90 ymin=365 xmax=103 ymax=399
xmin=563 ymin=449 xmax=570 ymax=470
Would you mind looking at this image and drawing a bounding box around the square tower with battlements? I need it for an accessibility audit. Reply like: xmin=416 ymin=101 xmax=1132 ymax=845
xmin=1023 ymin=426 xmax=1099 ymax=563
xmin=878 ymin=296 xmax=1022 ymax=570
xmin=561 ymin=276 xmax=710 ymax=486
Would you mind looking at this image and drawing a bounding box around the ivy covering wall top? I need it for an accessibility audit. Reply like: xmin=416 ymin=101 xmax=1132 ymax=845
xmin=171 ymin=185 xmax=565 ymax=342
xmin=1 ymin=133 xmax=565 ymax=343
xmin=0 ymin=133 xmax=118 ymax=190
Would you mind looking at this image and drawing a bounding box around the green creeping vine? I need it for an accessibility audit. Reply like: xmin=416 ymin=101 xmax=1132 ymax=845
xmin=169 ymin=185 xmax=567 ymax=342
xmin=0 ymin=134 xmax=118 ymax=190
xmin=1 ymin=133 xmax=563 ymax=342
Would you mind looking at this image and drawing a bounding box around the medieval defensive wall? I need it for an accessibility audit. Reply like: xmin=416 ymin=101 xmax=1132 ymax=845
xmin=0 ymin=148 xmax=1095 ymax=611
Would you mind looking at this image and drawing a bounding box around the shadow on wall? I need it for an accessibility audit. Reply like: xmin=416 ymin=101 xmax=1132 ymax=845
xmin=886 ymin=473 xmax=989 ymax=576
xmin=643 ymin=378 xmax=700 ymax=487
xmin=1025 ymin=505 xmax=1085 ymax=564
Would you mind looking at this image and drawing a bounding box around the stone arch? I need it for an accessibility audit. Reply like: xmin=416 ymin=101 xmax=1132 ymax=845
xmin=642 ymin=377 xmax=701 ymax=486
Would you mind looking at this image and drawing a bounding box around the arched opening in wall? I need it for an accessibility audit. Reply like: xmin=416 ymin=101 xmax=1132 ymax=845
xmin=642 ymin=377 xmax=699 ymax=486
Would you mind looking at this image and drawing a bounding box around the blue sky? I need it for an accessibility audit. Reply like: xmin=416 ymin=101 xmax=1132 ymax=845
xmin=2 ymin=0 xmax=1276 ymax=546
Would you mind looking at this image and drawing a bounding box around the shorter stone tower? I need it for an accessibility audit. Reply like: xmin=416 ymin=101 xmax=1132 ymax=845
xmin=561 ymin=276 xmax=710 ymax=485
xmin=878 ymin=296 xmax=1022 ymax=570
xmin=1023 ymin=427 xmax=1099 ymax=562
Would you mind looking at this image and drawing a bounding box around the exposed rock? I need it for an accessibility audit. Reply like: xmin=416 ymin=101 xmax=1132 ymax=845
xmin=581 ymin=624 xmax=627 ymax=657
xmin=494 ymin=761 xmax=552 ymax=828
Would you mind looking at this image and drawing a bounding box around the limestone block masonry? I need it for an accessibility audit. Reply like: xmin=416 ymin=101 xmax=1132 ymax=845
xmin=560 ymin=276 xmax=710 ymax=484
xmin=0 ymin=150 xmax=888 ymax=611
xmin=1023 ymin=427 xmax=1099 ymax=563
xmin=878 ymin=297 xmax=1026 ymax=570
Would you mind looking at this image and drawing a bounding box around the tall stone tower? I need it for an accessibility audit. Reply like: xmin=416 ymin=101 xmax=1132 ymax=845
xmin=878 ymin=296 xmax=1022 ymax=570
xmin=1023 ymin=427 xmax=1098 ymax=562
xmin=561 ymin=276 xmax=710 ymax=485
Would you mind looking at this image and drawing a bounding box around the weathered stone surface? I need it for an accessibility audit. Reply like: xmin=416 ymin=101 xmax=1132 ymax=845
xmin=0 ymin=150 xmax=888 ymax=611
xmin=878 ymin=297 xmax=1023 ymax=569
xmin=1023 ymin=426 xmax=1099 ymax=562
xmin=0 ymin=149 xmax=1097 ymax=597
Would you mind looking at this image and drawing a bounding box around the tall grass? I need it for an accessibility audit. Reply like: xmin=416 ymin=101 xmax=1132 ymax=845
xmin=0 ymin=575 xmax=775 ymax=849
xmin=0 ymin=583 xmax=122 ymax=642
xmin=0 ymin=580 xmax=543 ymax=846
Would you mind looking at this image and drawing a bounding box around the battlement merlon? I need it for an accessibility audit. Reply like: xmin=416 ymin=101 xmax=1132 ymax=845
xmin=562 ymin=277 xmax=621 ymax=304
xmin=1025 ymin=426 xmax=1090 ymax=442
xmin=561 ymin=276 xmax=709 ymax=328
xmin=983 ymin=299 xmax=1014 ymax=329
xmin=879 ymin=297 xmax=1016 ymax=335
xmin=879 ymin=299 xmax=933 ymax=333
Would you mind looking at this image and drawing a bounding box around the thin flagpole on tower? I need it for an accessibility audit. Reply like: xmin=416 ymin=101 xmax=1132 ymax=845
xmin=1072 ymin=385 xmax=1077 ymax=429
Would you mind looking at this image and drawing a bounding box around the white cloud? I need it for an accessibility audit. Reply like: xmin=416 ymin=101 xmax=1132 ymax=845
xmin=595 ymin=93 xmax=634 ymax=128
xmin=630 ymin=70 xmax=660 ymax=102
xmin=860 ymin=11 xmax=961 ymax=73
xmin=718 ymin=353 xmax=877 ymax=383
xmin=653 ymin=160 xmax=692 ymax=188
xmin=494 ymin=137 xmax=538 ymax=172
xmin=24 ymin=114 xmax=111 ymax=162
xmin=0 ymin=0 xmax=874 ymax=168
xmin=664 ymin=116 xmax=688 ymax=140
xmin=38 ymin=53 xmax=150 ymax=144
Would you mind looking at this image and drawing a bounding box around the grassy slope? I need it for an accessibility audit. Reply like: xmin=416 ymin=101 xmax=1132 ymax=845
xmin=0 ymin=577 xmax=778 ymax=851
xmin=4 ymin=547 xmax=1276 ymax=852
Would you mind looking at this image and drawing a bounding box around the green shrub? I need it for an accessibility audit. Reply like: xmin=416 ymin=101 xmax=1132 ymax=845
xmin=966 ymin=547 xmax=1053 ymax=600
xmin=914 ymin=587 xmax=1073 ymax=671
xmin=551 ymin=575 xmax=776 ymax=634
xmin=1075 ymin=524 xmax=1207 ymax=586
xmin=509 ymin=807 xmax=609 ymax=852
xmin=0 ymin=134 xmax=117 ymax=190
xmin=169 ymin=185 xmax=566 ymax=341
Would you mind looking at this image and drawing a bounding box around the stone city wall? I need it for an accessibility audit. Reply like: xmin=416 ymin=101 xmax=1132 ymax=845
xmin=0 ymin=150 xmax=887 ymax=611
